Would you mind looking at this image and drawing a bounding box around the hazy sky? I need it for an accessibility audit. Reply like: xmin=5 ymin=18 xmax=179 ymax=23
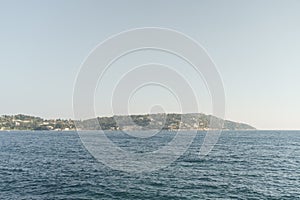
xmin=0 ymin=0 xmax=300 ymax=130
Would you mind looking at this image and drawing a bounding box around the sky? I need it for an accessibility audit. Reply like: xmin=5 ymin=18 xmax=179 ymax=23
xmin=0 ymin=0 xmax=300 ymax=130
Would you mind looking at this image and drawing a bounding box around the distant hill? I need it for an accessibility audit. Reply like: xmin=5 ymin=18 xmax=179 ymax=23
xmin=0 ymin=113 xmax=255 ymax=131
xmin=75 ymin=113 xmax=255 ymax=131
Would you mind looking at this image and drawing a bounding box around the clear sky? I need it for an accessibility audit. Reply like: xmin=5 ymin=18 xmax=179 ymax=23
xmin=0 ymin=0 xmax=299 ymax=130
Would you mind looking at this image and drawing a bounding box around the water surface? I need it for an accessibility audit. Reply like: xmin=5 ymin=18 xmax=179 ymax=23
xmin=0 ymin=131 xmax=299 ymax=199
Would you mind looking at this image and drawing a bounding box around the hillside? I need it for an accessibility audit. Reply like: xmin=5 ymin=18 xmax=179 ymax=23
xmin=0 ymin=113 xmax=255 ymax=131
xmin=76 ymin=113 xmax=255 ymax=131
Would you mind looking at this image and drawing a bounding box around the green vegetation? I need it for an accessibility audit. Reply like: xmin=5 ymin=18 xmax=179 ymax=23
xmin=0 ymin=113 xmax=255 ymax=131
xmin=0 ymin=114 xmax=75 ymax=131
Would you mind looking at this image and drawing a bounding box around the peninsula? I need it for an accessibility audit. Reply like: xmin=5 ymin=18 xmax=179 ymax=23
xmin=0 ymin=113 xmax=255 ymax=131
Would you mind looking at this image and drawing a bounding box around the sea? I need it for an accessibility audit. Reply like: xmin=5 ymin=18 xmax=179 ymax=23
xmin=0 ymin=130 xmax=299 ymax=199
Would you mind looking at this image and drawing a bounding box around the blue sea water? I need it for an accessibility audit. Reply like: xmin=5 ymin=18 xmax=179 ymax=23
xmin=0 ymin=130 xmax=299 ymax=199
